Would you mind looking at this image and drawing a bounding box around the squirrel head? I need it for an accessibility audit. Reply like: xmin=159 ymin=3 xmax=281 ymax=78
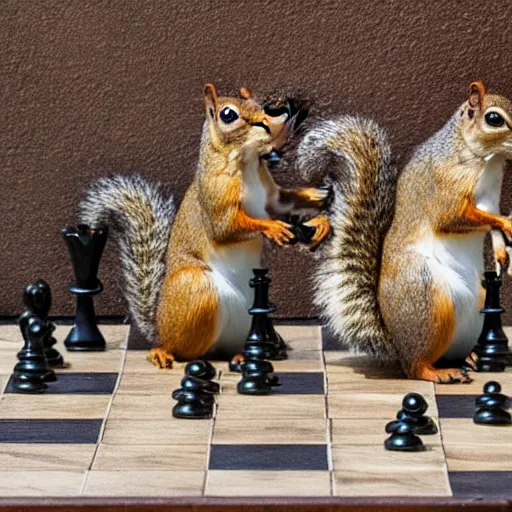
xmin=203 ymin=83 xmax=301 ymax=153
xmin=460 ymin=81 xmax=512 ymax=159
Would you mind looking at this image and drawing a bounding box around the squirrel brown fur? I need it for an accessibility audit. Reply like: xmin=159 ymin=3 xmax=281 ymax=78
xmin=298 ymin=81 xmax=512 ymax=383
xmin=79 ymin=83 xmax=330 ymax=368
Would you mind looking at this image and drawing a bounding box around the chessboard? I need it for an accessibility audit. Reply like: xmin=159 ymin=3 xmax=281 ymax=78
xmin=0 ymin=321 xmax=512 ymax=511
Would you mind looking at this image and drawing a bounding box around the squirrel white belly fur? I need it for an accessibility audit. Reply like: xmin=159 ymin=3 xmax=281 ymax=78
xmin=79 ymin=84 xmax=331 ymax=368
xmin=298 ymin=81 xmax=512 ymax=383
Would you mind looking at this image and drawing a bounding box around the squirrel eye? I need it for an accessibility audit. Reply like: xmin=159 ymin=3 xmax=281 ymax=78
xmin=485 ymin=111 xmax=505 ymax=127
xmin=219 ymin=106 xmax=239 ymax=124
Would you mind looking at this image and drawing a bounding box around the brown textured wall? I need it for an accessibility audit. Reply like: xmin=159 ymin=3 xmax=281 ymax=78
xmin=2 ymin=0 xmax=512 ymax=321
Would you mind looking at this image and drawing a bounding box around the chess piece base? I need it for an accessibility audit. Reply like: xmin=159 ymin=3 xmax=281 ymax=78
xmin=473 ymin=408 xmax=512 ymax=425
xmin=12 ymin=375 xmax=48 ymax=394
xmin=172 ymin=403 xmax=213 ymax=419
xmin=384 ymin=432 xmax=425 ymax=452
xmin=64 ymin=326 xmax=106 ymax=352
xmin=237 ymin=378 xmax=274 ymax=395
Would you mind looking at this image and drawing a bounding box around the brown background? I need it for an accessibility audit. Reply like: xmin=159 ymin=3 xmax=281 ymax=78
xmin=2 ymin=0 xmax=512 ymax=321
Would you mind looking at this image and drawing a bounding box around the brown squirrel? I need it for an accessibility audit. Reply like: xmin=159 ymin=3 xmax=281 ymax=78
xmin=79 ymin=83 xmax=330 ymax=368
xmin=298 ymin=81 xmax=512 ymax=383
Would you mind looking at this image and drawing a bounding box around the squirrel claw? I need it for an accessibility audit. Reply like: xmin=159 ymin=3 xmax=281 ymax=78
xmin=147 ymin=347 xmax=175 ymax=369
xmin=304 ymin=215 xmax=331 ymax=249
xmin=463 ymin=351 xmax=479 ymax=371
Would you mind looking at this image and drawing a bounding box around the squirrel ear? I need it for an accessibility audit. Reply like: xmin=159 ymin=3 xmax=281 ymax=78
xmin=204 ymin=83 xmax=219 ymax=119
xmin=239 ymin=86 xmax=253 ymax=99
xmin=469 ymin=81 xmax=486 ymax=110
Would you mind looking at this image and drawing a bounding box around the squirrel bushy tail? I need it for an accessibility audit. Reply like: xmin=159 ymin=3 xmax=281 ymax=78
xmin=78 ymin=174 xmax=176 ymax=343
xmin=297 ymin=116 xmax=398 ymax=359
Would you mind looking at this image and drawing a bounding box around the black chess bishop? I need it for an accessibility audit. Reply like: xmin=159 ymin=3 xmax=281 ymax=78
xmin=172 ymin=360 xmax=219 ymax=419
xmin=229 ymin=268 xmax=287 ymax=373
xmin=468 ymin=271 xmax=512 ymax=372
xmin=473 ymin=381 xmax=511 ymax=426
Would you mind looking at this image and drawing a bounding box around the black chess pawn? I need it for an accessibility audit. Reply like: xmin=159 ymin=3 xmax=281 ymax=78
xmin=61 ymin=225 xmax=108 ymax=351
xmin=469 ymin=271 xmax=512 ymax=372
xmin=474 ymin=381 xmax=511 ymax=426
xmin=384 ymin=421 xmax=425 ymax=452
xmin=23 ymin=280 xmax=64 ymax=367
xmin=172 ymin=388 xmax=214 ymax=419
xmin=172 ymin=367 xmax=218 ymax=419
xmin=237 ymin=344 xmax=280 ymax=395
xmin=386 ymin=393 xmax=438 ymax=435
xmin=184 ymin=360 xmax=219 ymax=393
xmin=13 ymin=316 xmax=53 ymax=393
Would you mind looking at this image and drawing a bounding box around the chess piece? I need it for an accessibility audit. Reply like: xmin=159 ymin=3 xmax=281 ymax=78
xmin=172 ymin=364 xmax=219 ymax=419
xmin=469 ymin=271 xmax=512 ymax=372
xmin=386 ymin=393 xmax=438 ymax=435
xmin=261 ymin=149 xmax=281 ymax=168
xmin=172 ymin=388 xmax=214 ymax=419
xmin=474 ymin=381 xmax=511 ymax=426
xmin=61 ymin=224 xmax=108 ymax=351
xmin=475 ymin=381 xmax=510 ymax=409
xmin=287 ymin=214 xmax=317 ymax=246
xmin=13 ymin=316 xmax=52 ymax=393
xmin=184 ymin=360 xmax=219 ymax=394
xmin=230 ymin=268 xmax=287 ymax=373
xmin=237 ymin=344 xmax=280 ymax=395
xmin=384 ymin=421 xmax=425 ymax=452
xmin=23 ymin=280 xmax=64 ymax=367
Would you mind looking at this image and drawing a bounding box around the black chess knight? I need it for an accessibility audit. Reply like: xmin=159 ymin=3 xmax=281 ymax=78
xmin=466 ymin=271 xmax=512 ymax=372
xmin=61 ymin=224 xmax=108 ymax=351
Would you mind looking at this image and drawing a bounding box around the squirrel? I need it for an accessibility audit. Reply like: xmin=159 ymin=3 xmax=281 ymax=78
xmin=79 ymin=83 xmax=331 ymax=368
xmin=297 ymin=81 xmax=512 ymax=383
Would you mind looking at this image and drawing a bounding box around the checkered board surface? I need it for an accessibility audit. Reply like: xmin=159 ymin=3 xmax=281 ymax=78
xmin=0 ymin=322 xmax=511 ymax=500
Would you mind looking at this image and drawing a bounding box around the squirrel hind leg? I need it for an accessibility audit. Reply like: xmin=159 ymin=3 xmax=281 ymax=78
xmin=153 ymin=265 xmax=220 ymax=369
xmin=147 ymin=348 xmax=176 ymax=369
xmin=408 ymin=361 xmax=472 ymax=384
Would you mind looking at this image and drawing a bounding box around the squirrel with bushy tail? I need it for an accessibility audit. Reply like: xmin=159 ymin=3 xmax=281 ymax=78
xmin=79 ymin=83 xmax=330 ymax=368
xmin=297 ymin=81 xmax=512 ymax=383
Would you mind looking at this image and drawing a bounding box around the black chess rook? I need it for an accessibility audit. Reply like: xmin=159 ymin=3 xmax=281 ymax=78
xmin=61 ymin=224 xmax=108 ymax=351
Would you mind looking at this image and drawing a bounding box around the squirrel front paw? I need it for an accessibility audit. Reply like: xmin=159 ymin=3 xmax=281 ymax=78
xmin=501 ymin=218 xmax=512 ymax=241
xmin=263 ymin=220 xmax=295 ymax=247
